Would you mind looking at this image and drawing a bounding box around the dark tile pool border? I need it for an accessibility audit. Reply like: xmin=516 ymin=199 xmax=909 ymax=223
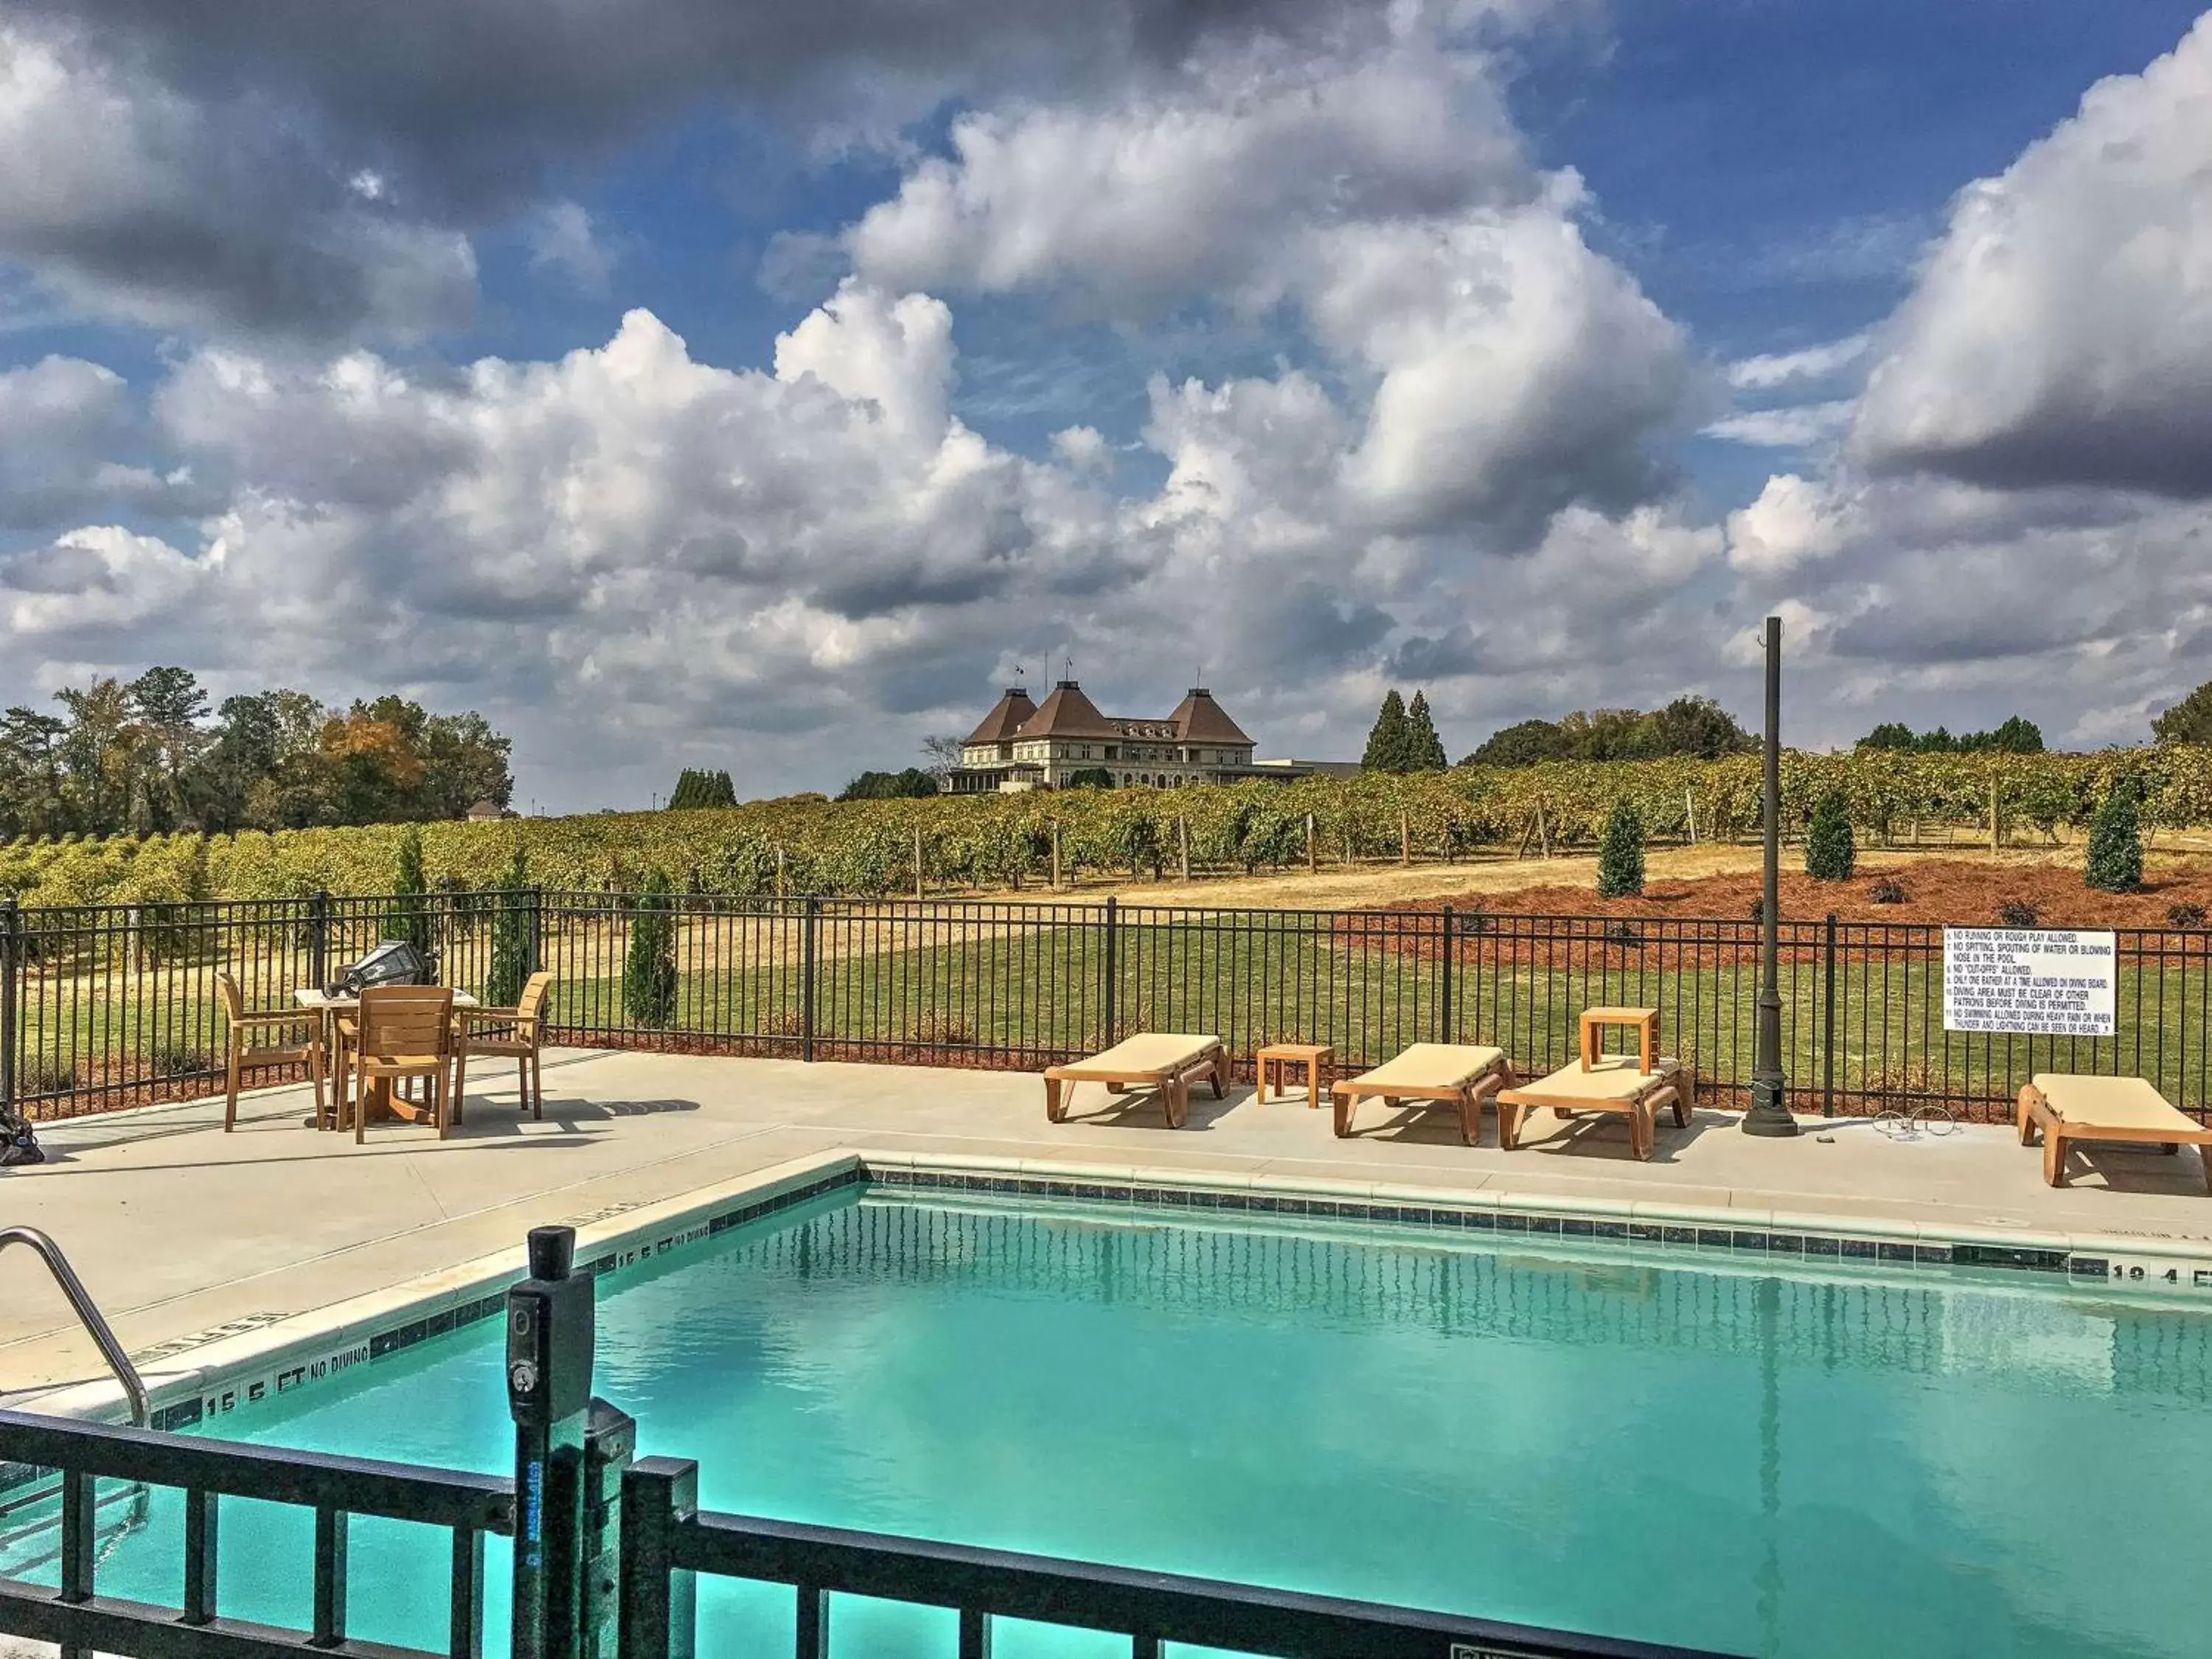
xmin=12 ymin=1152 xmax=2212 ymax=1498
xmin=0 ymin=1165 xmax=871 ymax=1504
xmin=863 ymin=1164 xmax=2212 ymax=1293
xmin=144 ymin=1167 xmax=866 ymax=1438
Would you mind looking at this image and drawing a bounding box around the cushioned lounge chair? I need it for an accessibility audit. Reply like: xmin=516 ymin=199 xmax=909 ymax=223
xmin=1327 ymin=1042 xmax=1514 ymax=1145
xmin=1043 ymin=1034 xmax=1228 ymax=1130
xmin=1496 ymin=1055 xmax=1694 ymax=1161
xmin=2016 ymin=1074 xmax=2212 ymax=1191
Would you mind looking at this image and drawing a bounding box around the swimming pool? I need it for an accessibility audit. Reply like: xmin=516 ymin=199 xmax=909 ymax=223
xmin=12 ymin=1182 xmax=2212 ymax=1658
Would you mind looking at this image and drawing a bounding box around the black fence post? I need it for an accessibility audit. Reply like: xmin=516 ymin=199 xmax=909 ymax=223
xmin=1102 ymin=897 xmax=1119 ymax=1047
xmin=1822 ymin=911 xmax=1838 ymax=1118
xmin=801 ymin=897 xmax=818 ymax=1064
xmin=529 ymin=885 xmax=547 ymax=977
xmin=1439 ymin=905 xmax=1454 ymax=1043
xmin=581 ymin=1399 xmax=638 ymax=1659
xmin=308 ymin=887 xmax=331 ymax=990
xmin=616 ymin=1458 xmax=698 ymax=1659
xmin=0 ymin=897 xmax=17 ymax=1122
xmin=509 ymin=1226 xmax=596 ymax=1659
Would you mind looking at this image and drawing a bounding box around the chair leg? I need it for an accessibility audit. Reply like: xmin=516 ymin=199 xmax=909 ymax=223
xmin=532 ymin=1048 xmax=543 ymax=1120
xmin=224 ymin=1045 xmax=241 ymax=1133
xmin=453 ymin=1050 xmax=468 ymax=1127
xmin=437 ymin=1066 xmax=451 ymax=1141
xmin=355 ymin=1060 xmax=369 ymax=1144
xmin=308 ymin=1040 xmax=327 ymax=1130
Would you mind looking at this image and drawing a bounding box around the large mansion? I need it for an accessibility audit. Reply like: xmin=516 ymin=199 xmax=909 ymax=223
xmin=945 ymin=680 xmax=1348 ymax=793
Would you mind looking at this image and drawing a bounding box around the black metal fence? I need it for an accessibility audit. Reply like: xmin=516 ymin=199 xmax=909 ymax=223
xmin=4 ymin=889 xmax=2206 ymax=1125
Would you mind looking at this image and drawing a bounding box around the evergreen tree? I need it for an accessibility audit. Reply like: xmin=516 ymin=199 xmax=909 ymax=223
xmin=1857 ymin=723 xmax=1917 ymax=752
xmin=1984 ymin=716 xmax=2044 ymax=754
xmin=838 ymin=768 xmax=939 ymax=800
xmin=485 ymin=846 xmax=534 ymax=1005
xmin=623 ymin=867 xmax=680 ymax=1026
xmin=1403 ymin=692 xmax=1448 ymax=771
xmin=2085 ymin=779 xmax=2144 ymax=894
xmin=1362 ymin=689 xmax=1411 ymax=772
xmin=1804 ymin=789 xmax=1855 ymax=881
xmin=1596 ymin=799 xmax=1645 ymax=898
xmin=667 ymin=768 xmax=736 ymax=810
xmin=389 ymin=824 xmax=431 ymax=953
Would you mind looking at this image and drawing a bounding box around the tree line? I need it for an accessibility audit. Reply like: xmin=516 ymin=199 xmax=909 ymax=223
xmin=0 ymin=667 xmax=514 ymax=839
xmin=1855 ymin=717 xmax=2043 ymax=754
xmin=1464 ymin=698 xmax=1757 ymax=767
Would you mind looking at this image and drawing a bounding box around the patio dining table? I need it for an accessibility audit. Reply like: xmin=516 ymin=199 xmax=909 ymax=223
xmin=294 ymin=987 xmax=479 ymax=1128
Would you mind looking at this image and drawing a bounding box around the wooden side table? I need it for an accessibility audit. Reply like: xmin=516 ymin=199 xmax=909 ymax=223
xmin=1256 ymin=1042 xmax=1332 ymax=1107
xmin=1579 ymin=1006 xmax=1658 ymax=1073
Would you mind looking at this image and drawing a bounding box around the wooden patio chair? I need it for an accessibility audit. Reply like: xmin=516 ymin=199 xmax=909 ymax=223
xmin=455 ymin=972 xmax=554 ymax=1120
xmin=218 ymin=970 xmax=327 ymax=1132
xmin=347 ymin=985 xmax=459 ymax=1143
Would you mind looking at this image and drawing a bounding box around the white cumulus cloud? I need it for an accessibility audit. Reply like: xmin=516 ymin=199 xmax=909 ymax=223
xmin=1853 ymin=14 xmax=2212 ymax=495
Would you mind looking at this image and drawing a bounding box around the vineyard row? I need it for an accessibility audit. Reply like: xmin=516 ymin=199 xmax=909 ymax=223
xmin=1 ymin=746 xmax=2203 ymax=905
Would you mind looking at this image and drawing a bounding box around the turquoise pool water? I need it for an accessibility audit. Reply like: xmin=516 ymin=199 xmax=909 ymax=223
xmin=14 ymin=1189 xmax=2212 ymax=1658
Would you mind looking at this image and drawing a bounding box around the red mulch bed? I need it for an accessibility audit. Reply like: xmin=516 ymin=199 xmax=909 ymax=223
xmin=1413 ymin=859 xmax=2212 ymax=930
xmin=1346 ymin=859 xmax=2212 ymax=969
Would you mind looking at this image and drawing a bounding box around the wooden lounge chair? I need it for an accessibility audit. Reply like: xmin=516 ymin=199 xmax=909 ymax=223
xmin=456 ymin=971 xmax=553 ymax=1120
xmin=1328 ymin=1043 xmax=1514 ymax=1144
xmin=1497 ymin=1056 xmax=1694 ymax=1161
xmin=1043 ymin=1034 xmax=1228 ymax=1130
xmin=2016 ymin=1074 xmax=2212 ymax=1191
xmin=217 ymin=970 xmax=327 ymax=1131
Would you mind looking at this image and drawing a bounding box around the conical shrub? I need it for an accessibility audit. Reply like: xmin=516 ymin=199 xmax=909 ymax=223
xmin=1597 ymin=799 xmax=1645 ymax=898
xmin=1805 ymin=790 xmax=1855 ymax=882
xmin=2085 ymin=780 xmax=2143 ymax=893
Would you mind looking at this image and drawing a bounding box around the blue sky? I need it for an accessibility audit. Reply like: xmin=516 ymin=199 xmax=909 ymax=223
xmin=2 ymin=1 xmax=2211 ymax=806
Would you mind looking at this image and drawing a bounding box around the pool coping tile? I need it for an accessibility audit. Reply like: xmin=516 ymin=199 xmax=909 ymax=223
xmin=21 ymin=1141 xmax=2212 ymax=1447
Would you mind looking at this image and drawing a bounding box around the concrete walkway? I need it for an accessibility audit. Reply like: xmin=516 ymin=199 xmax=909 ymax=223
xmin=6 ymin=1048 xmax=2211 ymax=1401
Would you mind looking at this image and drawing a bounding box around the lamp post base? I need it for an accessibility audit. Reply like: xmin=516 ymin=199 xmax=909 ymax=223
xmin=1742 ymin=1076 xmax=1800 ymax=1137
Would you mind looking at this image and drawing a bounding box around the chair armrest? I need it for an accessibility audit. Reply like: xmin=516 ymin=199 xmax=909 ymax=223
xmin=232 ymin=1010 xmax=320 ymax=1032
xmin=457 ymin=1006 xmax=524 ymax=1024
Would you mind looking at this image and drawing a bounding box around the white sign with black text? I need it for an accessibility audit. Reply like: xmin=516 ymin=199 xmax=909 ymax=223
xmin=1942 ymin=928 xmax=2116 ymax=1037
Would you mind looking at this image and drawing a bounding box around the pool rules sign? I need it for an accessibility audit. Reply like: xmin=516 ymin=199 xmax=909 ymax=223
xmin=1942 ymin=928 xmax=2116 ymax=1037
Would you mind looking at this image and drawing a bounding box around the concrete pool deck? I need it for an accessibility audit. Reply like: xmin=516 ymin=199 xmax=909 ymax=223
xmin=6 ymin=1047 xmax=2212 ymax=1405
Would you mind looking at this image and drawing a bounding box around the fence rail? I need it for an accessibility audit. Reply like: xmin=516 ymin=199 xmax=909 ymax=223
xmin=622 ymin=1459 xmax=1724 ymax=1659
xmin=4 ymin=888 xmax=2205 ymax=1126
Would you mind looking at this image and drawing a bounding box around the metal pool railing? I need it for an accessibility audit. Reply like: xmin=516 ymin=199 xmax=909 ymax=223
xmin=0 ymin=1223 xmax=1743 ymax=1659
xmin=621 ymin=1461 xmax=1728 ymax=1659
xmin=5 ymin=889 xmax=2209 ymax=1127
xmin=0 ymin=1409 xmax=511 ymax=1659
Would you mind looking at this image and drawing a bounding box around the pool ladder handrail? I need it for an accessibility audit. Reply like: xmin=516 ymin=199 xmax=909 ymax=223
xmin=0 ymin=1226 xmax=149 ymax=1427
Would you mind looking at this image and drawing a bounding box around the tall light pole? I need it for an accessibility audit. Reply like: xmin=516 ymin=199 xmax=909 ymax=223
xmin=1743 ymin=614 xmax=1798 ymax=1136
